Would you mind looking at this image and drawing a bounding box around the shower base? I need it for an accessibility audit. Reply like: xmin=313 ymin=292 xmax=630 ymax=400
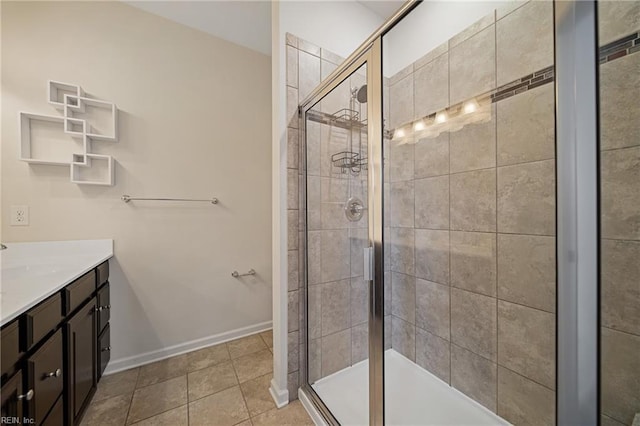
xmin=308 ymin=349 xmax=509 ymax=426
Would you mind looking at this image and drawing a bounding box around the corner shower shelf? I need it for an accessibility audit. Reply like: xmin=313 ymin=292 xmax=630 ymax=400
xmin=18 ymin=81 xmax=118 ymax=186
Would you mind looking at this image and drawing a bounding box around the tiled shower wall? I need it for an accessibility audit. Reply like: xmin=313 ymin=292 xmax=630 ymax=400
xmin=386 ymin=2 xmax=557 ymax=423
xmin=598 ymin=2 xmax=640 ymax=425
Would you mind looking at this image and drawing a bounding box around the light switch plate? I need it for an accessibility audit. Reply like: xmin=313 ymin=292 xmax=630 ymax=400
xmin=10 ymin=205 xmax=29 ymax=226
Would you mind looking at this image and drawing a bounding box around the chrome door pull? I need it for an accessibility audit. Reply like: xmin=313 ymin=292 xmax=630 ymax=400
xmin=363 ymin=246 xmax=374 ymax=281
xmin=18 ymin=389 xmax=34 ymax=401
xmin=44 ymin=368 xmax=62 ymax=379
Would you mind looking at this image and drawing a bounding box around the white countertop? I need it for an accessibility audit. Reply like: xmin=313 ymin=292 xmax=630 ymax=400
xmin=0 ymin=239 xmax=113 ymax=327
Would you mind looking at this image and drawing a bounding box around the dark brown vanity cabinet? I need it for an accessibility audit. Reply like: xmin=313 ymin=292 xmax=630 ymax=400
xmin=0 ymin=260 xmax=110 ymax=426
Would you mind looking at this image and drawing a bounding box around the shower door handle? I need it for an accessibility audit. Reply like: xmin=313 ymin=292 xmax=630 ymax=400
xmin=363 ymin=246 xmax=374 ymax=281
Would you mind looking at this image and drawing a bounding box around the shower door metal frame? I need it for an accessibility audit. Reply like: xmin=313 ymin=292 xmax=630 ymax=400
xmin=299 ymin=43 xmax=385 ymax=426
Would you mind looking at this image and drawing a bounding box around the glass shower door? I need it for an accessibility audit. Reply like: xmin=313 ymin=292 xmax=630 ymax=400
xmin=302 ymin=59 xmax=379 ymax=425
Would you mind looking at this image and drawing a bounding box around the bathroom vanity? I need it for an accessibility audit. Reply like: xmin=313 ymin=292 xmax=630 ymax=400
xmin=0 ymin=240 xmax=113 ymax=426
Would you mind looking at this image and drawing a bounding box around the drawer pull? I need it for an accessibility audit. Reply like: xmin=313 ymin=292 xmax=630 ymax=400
xmin=18 ymin=389 xmax=34 ymax=401
xmin=96 ymin=305 xmax=111 ymax=312
xmin=102 ymin=346 xmax=111 ymax=352
xmin=44 ymin=368 xmax=62 ymax=379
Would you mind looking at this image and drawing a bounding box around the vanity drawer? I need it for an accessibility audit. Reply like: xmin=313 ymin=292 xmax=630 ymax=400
xmin=25 ymin=294 xmax=63 ymax=350
xmin=97 ymin=283 xmax=110 ymax=334
xmin=63 ymin=270 xmax=96 ymax=315
xmin=98 ymin=324 xmax=110 ymax=380
xmin=97 ymin=261 xmax=109 ymax=287
xmin=1 ymin=320 xmax=23 ymax=377
xmin=27 ymin=329 xmax=64 ymax=425
xmin=41 ymin=394 xmax=63 ymax=426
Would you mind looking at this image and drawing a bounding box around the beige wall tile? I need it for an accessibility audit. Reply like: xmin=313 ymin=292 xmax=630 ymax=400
xmin=306 ymin=175 xmax=321 ymax=231
xmin=601 ymin=146 xmax=640 ymax=240
xmin=600 ymin=54 xmax=640 ymax=151
xmin=497 ymin=160 xmax=555 ymax=235
xmin=352 ymin=323 xmax=369 ymax=364
xmin=308 ymin=338 xmax=321 ymax=383
xmin=414 ymin=52 xmax=449 ymax=118
xmin=298 ymin=51 xmax=320 ymax=102
xmin=288 ymin=290 xmax=299 ymax=332
xmin=321 ymin=329 xmax=351 ymax=376
xmin=450 ymin=231 xmax=497 ymax=297
xmin=496 ymin=0 xmax=553 ymax=86
xmin=320 ymin=177 xmax=349 ymax=229
xmin=451 ymin=168 xmax=497 ymax=232
xmin=390 ymin=75 xmax=414 ymax=128
xmin=392 ymin=316 xmax=416 ymax=361
xmin=415 ymin=229 xmax=449 ymax=285
xmin=450 ymin=12 xmax=495 ymax=48
xmin=390 ymin=227 xmax=415 ymax=276
xmin=414 ymin=41 xmax=449 ymax=70
xmin=392 ymin=272 xmax=416 ymax=324
xmin=598 ymin=1 xmax=640 ymax=45
xmin=389 ymin=181 xmax=414 ymax=228
xmin=288 ymin=127 xmax=299 ymax=170
xmin=601 ymin=328 xmax=640 ymax=425
xmin=496 ymin=1 xmax=527 ymax=20
xmin=602 ymin=239 xmax=640 ymax=335
xmin=285 ymin=33 xmax=298 ymax=48
xmin=286 ymin=46 xmax=298 ymax=88
xmin=288 ymin=331 xmax=299 ymax=372
xmin=288 ymin=250 xmax=299 ymax=292
xmin=350 ymin=227 xmax=367 ymax=278
xmin=389 ymin=140 xmax=415 ymax=182
xmin=416 ymin=328 xmax=451 ymax=384
xmin=298 ymin=38 xmax=320 ymax=56
xmin=287 ymin=86 xmax=299 ymax=129
xmin=449 ymin=106 xmax=496 ymax=173
xmin=188 ymin=386 xmax=248 ymax=426
xmin=415 ymin=133 xmax=450 ymax=178
xmin=416 ymin=279 xmax=450 ymax=340
xmin=389 ymin=63 xmax=414 ymax=86
xmin=321 ymin=279 xmax=351 ymax=336
xmin=415 ymin=175 xmax=450 ymax=230
xmin=307 ymin=231 xmax=321 ymax=284
xmin=320 ymin=229 xmax=350 ymax=282
xmin=288 ymin=169 xmax=299 ymax=210
xmin=306 ymin=120 xmax=321 ymax=176
xmin=497 ymin=301 xmax=555 ymax=389
xmin=497 ymin=234 xmax=555 ymax=312
xmin=451 ymin=288 xmax=497 ymax=361
xmin=450 ymin=25 xmax=496 ymax=105
xmin=321 ymin=48 xmax=345 ymax=66
xmin=308 ymin=285 xmax=321 ymax=340
xmin=497 ymin=366 xmax=555 ymax=426
xmin=497 ymin=83 xmax=555 ymax=166
xmin=288 ymin=210 xmax=298 ymax=250
xmin=451 ymin=344 xmax=497 ymax=412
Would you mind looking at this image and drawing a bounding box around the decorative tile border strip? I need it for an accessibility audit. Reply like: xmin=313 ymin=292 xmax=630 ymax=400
xmin=599 ymin=30 xmax=640 ymax=64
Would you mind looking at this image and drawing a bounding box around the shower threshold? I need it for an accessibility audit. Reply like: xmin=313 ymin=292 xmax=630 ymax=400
xmin=306 ymin=349 xmax=510 ymax=426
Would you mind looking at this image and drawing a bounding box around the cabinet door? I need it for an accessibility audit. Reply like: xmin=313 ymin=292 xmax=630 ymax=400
xmin=66 ymin=298 xmax=96 ymax=423
xmin=28 ymin=329 xmax=64 ymax=425
xmin=1 ymin=370 xmax=25 ymax=423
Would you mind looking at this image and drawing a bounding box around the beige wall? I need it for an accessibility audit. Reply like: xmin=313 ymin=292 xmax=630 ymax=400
xmin=1 ymin=1 xmax=272 ymax=371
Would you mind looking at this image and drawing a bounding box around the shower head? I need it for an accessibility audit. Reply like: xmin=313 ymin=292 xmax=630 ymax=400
xmin=356 ymin=85 xmax=367 ymax=103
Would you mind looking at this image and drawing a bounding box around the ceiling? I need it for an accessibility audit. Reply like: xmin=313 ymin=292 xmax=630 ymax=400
xmin=125 ymin=1 xmax=403 ymax=56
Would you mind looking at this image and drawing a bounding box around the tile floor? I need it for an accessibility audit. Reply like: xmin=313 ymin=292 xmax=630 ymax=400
xmin=81 ymin=330 xmax=313 ymax=426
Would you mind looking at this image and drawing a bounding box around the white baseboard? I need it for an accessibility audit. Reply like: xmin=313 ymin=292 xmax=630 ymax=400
xmin=299 ymin=387 xmax=329 ymax=426
xmin=104 ymin=320 xmax=272 ymax=375
xmin=269 ymin=378 xmax=289 ymax=408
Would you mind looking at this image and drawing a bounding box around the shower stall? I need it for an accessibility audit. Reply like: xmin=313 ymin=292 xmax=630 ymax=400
xmin=294 ymin=1 xmax=639 ymax=425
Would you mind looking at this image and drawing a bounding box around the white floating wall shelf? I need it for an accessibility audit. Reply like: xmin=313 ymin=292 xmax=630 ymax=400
xmin=19 ymin=80 xmax=119 ymax=186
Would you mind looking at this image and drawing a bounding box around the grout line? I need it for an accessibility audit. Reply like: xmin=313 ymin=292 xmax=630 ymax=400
xmin=601 ymin=326 xmax=640 ymax=339
xmin=128 ymin=403 xmax=190 ymax=426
